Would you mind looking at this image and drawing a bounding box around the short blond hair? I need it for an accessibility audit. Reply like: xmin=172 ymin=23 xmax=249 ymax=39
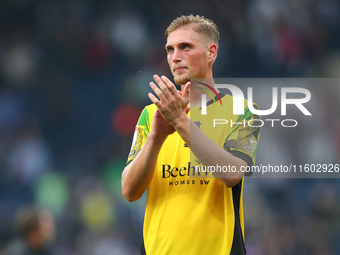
xmin=165 ymin=14 xmax=220 ymax=48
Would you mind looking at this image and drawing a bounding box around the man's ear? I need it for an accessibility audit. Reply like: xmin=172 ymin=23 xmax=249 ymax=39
xmin=207 ymin=44 xmax=217 ymax=64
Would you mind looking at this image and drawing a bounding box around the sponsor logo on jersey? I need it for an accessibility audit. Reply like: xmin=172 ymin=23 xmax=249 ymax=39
xmin=161 ymin=162 xmax=210 ymax=186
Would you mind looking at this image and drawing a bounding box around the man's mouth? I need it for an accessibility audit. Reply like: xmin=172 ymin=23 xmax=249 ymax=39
xmin=174 ymin=67 xmax=186 ymax=72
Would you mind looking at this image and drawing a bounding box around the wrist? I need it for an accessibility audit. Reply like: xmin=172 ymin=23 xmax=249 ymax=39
xmin=172 ymin=114 xmax=190 ymax=132
xmin=148 ymin=130 xmax=168 ymax=143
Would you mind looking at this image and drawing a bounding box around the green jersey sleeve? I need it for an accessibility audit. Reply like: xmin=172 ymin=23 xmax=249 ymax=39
xmin=126 ymin=108 xmax=151 ymax=165
xmin=224 ymin=107 xmax=261 ymax=168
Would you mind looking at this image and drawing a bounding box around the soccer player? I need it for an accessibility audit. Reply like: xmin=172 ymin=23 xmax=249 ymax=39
xmin=122 ymin=15 xmax=260 ymax=255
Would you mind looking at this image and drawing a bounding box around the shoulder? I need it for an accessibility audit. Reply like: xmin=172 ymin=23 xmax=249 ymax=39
xmin=138 ymin=104 xmax=156 ymax=126
xmin=144 ymin=104 xmax=157 ymax=114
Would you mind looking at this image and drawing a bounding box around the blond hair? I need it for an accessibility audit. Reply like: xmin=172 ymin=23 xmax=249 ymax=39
xmin=165 ymin=14 xmax=220 ymax=48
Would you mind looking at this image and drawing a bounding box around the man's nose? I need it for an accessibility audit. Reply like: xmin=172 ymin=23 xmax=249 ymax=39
xmin=172 ymin=49 xmax=182 ymax=63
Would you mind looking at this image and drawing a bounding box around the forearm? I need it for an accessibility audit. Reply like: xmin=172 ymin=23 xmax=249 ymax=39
xmin=173 ymin=115 xmax=246 ymax=187
xmin=122 ymin=132 xmax=166 ymax=202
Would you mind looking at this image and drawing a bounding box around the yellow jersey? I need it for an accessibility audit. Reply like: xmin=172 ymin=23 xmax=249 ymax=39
xmin=127 ymin=92 xmax=260 ymax=255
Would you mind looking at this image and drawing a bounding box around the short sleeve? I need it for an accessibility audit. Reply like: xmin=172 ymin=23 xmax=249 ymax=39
xmin=224 ymin=107 xmax=261 ymax=170
xmin=126 ymin=108 xmax=151 ymax=165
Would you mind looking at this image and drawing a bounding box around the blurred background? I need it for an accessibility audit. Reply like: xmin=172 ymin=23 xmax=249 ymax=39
xmin=0 ymin=0 xmax=339 ymax=254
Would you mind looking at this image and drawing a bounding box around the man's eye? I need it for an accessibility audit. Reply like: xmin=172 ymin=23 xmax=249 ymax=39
xmin=183 ymin=45 xmax=190 ymax=50
xmin=168 ymin=48 xmax=174 ymax=53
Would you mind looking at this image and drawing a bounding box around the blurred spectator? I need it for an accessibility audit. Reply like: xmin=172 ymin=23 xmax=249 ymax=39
xmin=83 ymin=30 xmax=111 ymax=73
xmin=2 ymin=207 xmax=55 ymax=255
xmin=0 ymin=90 xmax=24 ymax=135
xmin=1 ymin=33 xmax=39 ymax=87
xmin=7 ymin=122 xmax=51 ymax=186
xmin=110 ymin=12 xmax=148 ymax=60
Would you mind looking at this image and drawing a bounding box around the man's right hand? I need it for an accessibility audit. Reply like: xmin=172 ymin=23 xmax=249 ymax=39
xmin=122 ymin=107 xmax=173 ymax=202
xmin=150 ymin=108 xmax=176 ymax=139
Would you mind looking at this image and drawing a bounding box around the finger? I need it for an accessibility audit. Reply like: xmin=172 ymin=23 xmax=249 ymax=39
xmin=148 ymin=92 xmax=162 ymax=108
xmin=149 ymin=82 xmax=167 ymax=102
xmin=160 ymin=75 xmax=178 ymax=96
xmin=185 ymin=106 xmax=190 ymax=114
xmin=153 ymin=75 xmax=171 ymax=98
xmin=182 ymin=82 xmax=190 ymax=101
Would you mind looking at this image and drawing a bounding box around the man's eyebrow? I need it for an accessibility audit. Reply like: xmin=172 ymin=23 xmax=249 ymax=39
xmin=165 ymin=42 xmax=193 ymax=50
xmin=178 ymin=42 xmax=193 ymax=46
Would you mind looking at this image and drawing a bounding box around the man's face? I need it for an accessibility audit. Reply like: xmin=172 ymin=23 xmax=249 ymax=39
xmin=166 ymin=27 xmax=211 ymax=85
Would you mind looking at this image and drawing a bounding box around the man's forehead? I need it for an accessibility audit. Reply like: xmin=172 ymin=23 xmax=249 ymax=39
xmin=166 ymin=27 xmax=201 ymax=46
